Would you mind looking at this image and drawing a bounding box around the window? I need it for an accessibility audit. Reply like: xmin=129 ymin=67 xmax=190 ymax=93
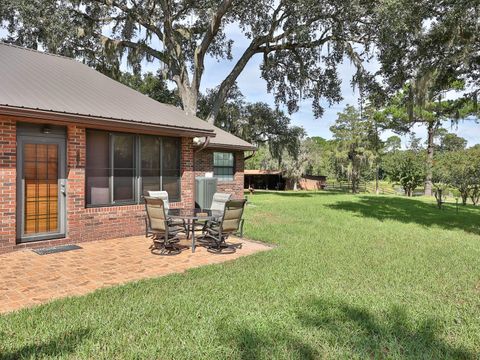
xmin=86 ymin=131 xmax=110 ymax=205
xmin=140 ymin=135 xmax=161 ymax=195
xmin=113 ymin=134 xmax=135 ymax=202
xmin=86 ymin=130 xmax=181 ymax=206
xmin=213 ymin=152 xmax=235 ymax=181
xmin=162 ymin=137 xmax=181 ymax=200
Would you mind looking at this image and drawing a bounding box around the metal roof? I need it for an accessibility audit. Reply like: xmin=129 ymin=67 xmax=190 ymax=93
xmin=207 ymin=125 xmax=256 ymax=151
xmin=245 ymin=169 xmax=282 ymax=175
xmin=0 ymin=42 xmax=256 ymax=150
xmin=0 ymin=42 xmax=214 ymax=135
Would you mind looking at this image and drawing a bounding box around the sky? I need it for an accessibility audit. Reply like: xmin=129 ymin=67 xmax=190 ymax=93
xmin=1 ymin=24 xmax=478 ymax=146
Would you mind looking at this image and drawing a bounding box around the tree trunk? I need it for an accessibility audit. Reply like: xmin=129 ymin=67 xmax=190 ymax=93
xmin=471 ymin=186 xmax=480 ymax=205
xmin=351 ymin=173 xmax=358 ymax=194
xmin=375 ymin=164 xmax=380 ymax=195
xmin=180 ymin=88 xmax=198 ymax=116
xmin=206 ymin=100 xmax=221 ymax=124
xmin=351 ymin=157 xmax=358 ymax=194
xmin=175 ymin=78 xmax=198 ymax=117
xmin=434 ymin=189 xmax=443 ymax=209
xmin=461 ymin=192 xmax=468 ymax=205
xmin=424 ymin=121 xmax=435 ymax=196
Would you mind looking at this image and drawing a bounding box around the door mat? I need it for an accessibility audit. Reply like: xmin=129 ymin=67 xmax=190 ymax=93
xmin=32 ymin=244 xmax=83 ymax=255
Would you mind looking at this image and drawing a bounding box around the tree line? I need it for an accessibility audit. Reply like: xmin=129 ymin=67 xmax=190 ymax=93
xmin=248 ymin=103 xmax=480 ymax=204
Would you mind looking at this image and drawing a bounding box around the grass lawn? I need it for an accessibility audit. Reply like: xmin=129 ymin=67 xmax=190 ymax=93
xmin=1 ymin=192 xmax=480 ymax=359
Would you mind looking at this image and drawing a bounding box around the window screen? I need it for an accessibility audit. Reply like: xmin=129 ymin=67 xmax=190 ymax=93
xmin=86 ymin=131 xmax=181 ymax=206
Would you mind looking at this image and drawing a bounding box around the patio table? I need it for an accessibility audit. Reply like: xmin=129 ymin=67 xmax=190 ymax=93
xmin=167 ymin=208 xmax=223 ymax=253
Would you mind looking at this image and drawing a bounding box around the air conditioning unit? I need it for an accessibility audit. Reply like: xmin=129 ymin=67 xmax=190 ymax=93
xmin=195 ymin=177 xmax=218 ymax=209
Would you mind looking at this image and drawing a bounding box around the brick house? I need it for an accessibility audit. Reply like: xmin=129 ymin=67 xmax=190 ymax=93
xmin=0 ymin=43 xmax=255 ymax=254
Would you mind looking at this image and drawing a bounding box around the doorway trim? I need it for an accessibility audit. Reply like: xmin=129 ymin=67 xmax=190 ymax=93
xmin=16 ymin=123 xmax=67 ymax=243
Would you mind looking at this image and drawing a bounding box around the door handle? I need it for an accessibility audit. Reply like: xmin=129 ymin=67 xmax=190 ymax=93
xmin=60 ymin=183 xmax=67 ymax=195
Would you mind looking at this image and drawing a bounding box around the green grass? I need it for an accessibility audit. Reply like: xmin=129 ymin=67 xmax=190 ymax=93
xmin=1 ymin=192 xmax=480 ymax=359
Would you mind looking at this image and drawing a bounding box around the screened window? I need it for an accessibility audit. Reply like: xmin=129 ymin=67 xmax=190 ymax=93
xmin=86 ymin=130 xmax=181 ymax=206
xmin=162 ymin=137 xmax=181 ymax=201
xmin=213 ymin=152 xmax=235 ymax=181
xmin=113 ymin=134 xmax=135 ymax=202
xmin=86 ymin=131 xmax=110 ymax=205
xmin=140 ymin=136 xmax=161 ymax=195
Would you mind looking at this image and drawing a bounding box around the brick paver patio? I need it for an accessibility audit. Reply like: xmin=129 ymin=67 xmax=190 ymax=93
xmin=0 ymin=235 xmax=272 ymax=314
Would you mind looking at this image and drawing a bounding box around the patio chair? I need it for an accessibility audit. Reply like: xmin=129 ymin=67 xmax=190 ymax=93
xmin=202 ymin=199 xmax=247 ymax=254
xmin=144 ymin=197 xmax=184 ymax=255
xmin=196 ymin=192 xmax=231 ymax=243
xmin=209 ymin=192 xmax=232 ymax=212
xmin=208 ymin=193 xmax=245 ymax=238
xmin=146 ymin=190 xmax=188 ymax=237
xmin=147 ymin=191 xmax=169 ymax=208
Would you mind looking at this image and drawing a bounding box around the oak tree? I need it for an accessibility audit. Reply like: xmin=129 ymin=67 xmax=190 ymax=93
xmin=1 ymin=0 xmax=375 ymax=123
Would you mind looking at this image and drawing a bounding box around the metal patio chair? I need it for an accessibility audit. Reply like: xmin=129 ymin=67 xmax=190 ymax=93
xmin=197 ymin=192 xmax=231 ymax=244
xmin=202 ymin=199 xmax=247 ymax=254
xmin=146 ymin=190 xmax=188 ymax=237
xmin=209 ymin=192 xmax=232 ymax=212
xmin=208 ymin=193 xmax=245 ymax=238
xmin=144 ymin=197 xmax=184 ymax=255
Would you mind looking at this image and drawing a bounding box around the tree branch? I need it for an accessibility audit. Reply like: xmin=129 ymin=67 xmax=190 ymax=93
xmin=158 ymin=0 xmax=190 ymax=89
xmin=206 ymin=36 xmax=267 ymax=123
xmin=100 ymin=36 xmax=169 ymax=64
xmin=192 ymin=0 xmax=234 ymax=93
xmin=90 ymin=0 xmax=165 ymax=41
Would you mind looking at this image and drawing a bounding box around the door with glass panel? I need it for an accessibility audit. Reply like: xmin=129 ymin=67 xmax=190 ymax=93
xmin=17 ymin=136 xmax=66 ymax=242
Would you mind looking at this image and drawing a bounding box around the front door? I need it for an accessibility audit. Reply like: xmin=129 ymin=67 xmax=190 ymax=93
xmin=17 ymin=133 xmax=66 ymax=242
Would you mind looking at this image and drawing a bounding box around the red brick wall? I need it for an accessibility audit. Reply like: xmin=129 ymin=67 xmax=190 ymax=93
xmin=0 ymin=118 xmax=244 ymax=254
xmin=194 ymin=149 xmax=245 ymax=200
xmin=64 ymin=126 xmax=196 ymax=244
xmin=0 ymin=121 xmax=197 ymax=254
xmin=0 ymin=118 xmax=16 ymax=253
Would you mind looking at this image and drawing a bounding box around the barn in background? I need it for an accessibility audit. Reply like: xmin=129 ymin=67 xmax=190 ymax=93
xmin=296 ymin=175 xmax=327 ymax=190
xmin=244 ymin=170 xmax=326 ymax=191
xmin=244 ymin=170 xmax=285 ymax=190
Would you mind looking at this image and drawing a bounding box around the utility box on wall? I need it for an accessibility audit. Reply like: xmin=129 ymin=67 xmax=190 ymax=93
xmin=195 ymin=177 xmax=218 ymax=209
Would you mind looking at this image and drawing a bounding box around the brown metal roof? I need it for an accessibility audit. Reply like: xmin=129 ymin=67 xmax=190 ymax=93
xmin=245 ymin=169 xmax=282 ymax=175
xmin=0 ymin=43 xmax=214 ymax=135
xmin=207 ymin=125 xmax=257 ymax=151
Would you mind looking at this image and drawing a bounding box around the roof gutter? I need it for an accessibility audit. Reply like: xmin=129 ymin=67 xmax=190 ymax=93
xmin=206 ymin=143 xmax=257 ymax=151
xmin=0 ymin=105 xmax=216 ymax=138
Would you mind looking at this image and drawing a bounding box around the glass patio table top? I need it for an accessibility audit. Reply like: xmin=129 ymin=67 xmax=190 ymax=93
xmin=167 ymin=208 xmax=223 ymax=221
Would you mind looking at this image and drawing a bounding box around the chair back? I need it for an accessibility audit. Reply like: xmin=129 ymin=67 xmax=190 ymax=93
xmin=148 ymin=191 xmax=170 ymax=210
xmin=144 ymin=196 xmax=167 ymax=232
xmin=220 ymin=199 xmax=247 ymax=233
xmin=210 ymin=192 xmax=232 ymax=212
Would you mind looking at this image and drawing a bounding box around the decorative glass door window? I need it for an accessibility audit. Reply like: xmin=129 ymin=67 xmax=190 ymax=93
xmin=23 ymin=143 xmax=59 ymax=234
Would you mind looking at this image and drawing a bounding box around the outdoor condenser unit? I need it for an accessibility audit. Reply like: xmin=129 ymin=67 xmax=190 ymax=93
xmin=195 ymin=177 xmax=218 ymax=209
